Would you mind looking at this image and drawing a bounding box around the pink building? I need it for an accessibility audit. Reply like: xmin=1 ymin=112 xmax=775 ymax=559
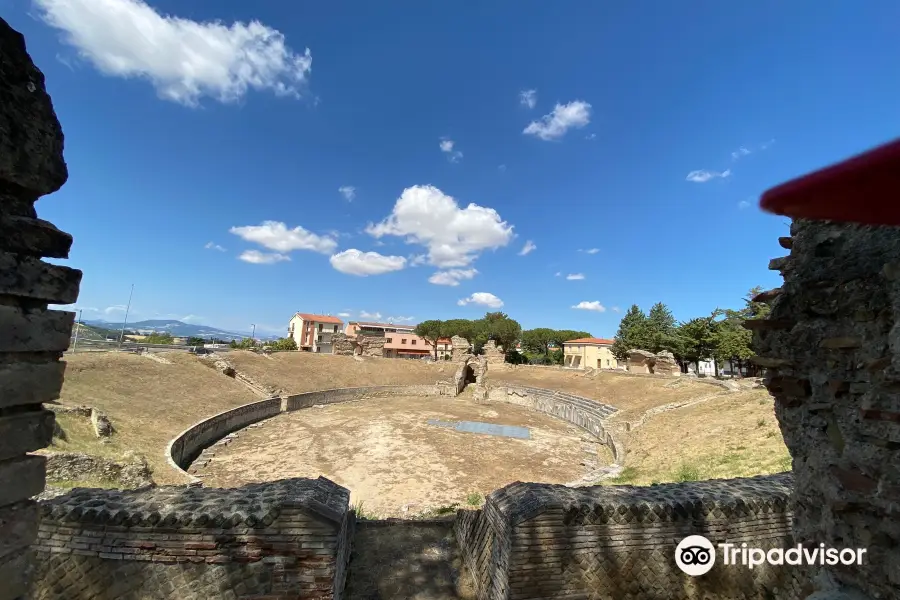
xmin=344 ymin=321 xmax=452 ymax=359
xmin=288 ymin=313 xmax=343 ymax=353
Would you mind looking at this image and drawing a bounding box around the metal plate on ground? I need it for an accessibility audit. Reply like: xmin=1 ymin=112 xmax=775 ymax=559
xmin=426 ymin=419 xmax=531 ymax=440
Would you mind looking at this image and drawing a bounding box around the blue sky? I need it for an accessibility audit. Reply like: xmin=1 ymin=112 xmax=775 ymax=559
xmin=7 ymin=0 xmax=900 ymax=336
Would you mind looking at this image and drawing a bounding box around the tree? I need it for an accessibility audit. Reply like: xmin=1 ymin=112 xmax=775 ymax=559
xmin=441 ymin=319 xmax=478 ymax=345
xmin=144 ymin=332 xmax=174 ymax=345
xmin=677 ymin=317 xmax=717 ymax=373
xmin=521 ymin=328 xmax=555 ymax=355
xmin=711 ymin=308 xmax=753 ymax=377
xmin=230 ymin=337 xmax=257 ymax=350
xmin=645 ymin=302 xmax=682 ymax=355
xmin=611 ymin=304 xmax=649 ymax=360
xmin=187 ymin=336 xmax=206 ymax=347
xmin=414 ymin=320 xmax=445 ymax=360
xmin=268 ymin=337 xmax=298 ymax=351
xmin=479 ymin=312 xmax=522 ymax=353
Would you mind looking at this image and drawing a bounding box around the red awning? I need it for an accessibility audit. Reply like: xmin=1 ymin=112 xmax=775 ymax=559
xmin=759 ymin=138 xmax=900 ymax=226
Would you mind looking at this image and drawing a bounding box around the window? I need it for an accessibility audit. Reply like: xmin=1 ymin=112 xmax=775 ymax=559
xmin=386 ymin=338 xmax=393 ymax=343
xmin=318 ymin=323 xmax=323 ymax=332
xmin=318 ymin=335 xmax=323 ymax=342
xmin=401 ymin=339 xmax=407 ymax=344
xmin=411 ymin=339 xmax=416 ymax=345
xmin=333 ymin=325 xmax=338 ymax=332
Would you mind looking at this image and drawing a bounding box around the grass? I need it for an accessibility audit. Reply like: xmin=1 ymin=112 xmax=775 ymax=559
xmin=608 ymin=466 xmax=640 ymax=485
xmin=674 ymin=464 xmax=702 ymax=482
xmin=351 ymin=500 xmax=380 ymax=520
xmin=465 ymin=492 xmax=483 ymax=507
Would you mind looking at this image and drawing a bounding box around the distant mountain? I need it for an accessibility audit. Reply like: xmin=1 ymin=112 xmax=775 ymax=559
xmin=83 ymin=319 xmax=280 ymax=341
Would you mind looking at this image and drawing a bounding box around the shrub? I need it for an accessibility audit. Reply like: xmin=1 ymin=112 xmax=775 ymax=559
xmin=466 ymin=492 xmax=484 ymax=506
xmin=674 ymin=463 xmax=701 ymax=482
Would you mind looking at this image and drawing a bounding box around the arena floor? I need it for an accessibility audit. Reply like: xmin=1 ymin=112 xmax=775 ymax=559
xmin=195 ymin=393 xmax=608 ymax=517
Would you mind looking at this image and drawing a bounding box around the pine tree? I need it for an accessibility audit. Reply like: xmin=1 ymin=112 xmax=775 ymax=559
xmin=611 ymin=304 xmax=648 ymax=359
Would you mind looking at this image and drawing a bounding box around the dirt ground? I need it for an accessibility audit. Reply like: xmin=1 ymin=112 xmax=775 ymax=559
xmin=196 ymin=392 xmax=602 ymax=518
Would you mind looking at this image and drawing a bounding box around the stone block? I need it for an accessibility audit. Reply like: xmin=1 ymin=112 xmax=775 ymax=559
xmin=0 ymin=549 xmax=31 ymax=600
xmin=0 ymin=17 xmax=67 ymax=197
xmin=0 ymin=455 xmax=46 ymax=506
xmin=0 ymin=305 xmax=74 ymax=352
xmin=0 ymin=251 xmax=81 ymax=303
xmin=0 ymin=214 xmax=73 ymax=258
xmin=0 ymin=410 xmax=55 ymax=461
xmin=0 ymin=501 xmax=38 ymax=559
xmin=0 ymin=360 xmax=66 ymax=409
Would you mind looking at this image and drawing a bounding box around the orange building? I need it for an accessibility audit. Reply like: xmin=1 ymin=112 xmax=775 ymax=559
xmin=288 ymin=313 xmax=344 ymax=353
xmin=344 ymin=321 xmax=452 ymax=359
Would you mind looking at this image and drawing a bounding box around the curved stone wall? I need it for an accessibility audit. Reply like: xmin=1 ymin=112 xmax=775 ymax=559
xmin=166 ymin=385 xmax=445 ymax=480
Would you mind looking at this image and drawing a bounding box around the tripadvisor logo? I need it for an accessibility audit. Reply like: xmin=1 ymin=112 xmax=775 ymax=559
xmin=675 ymin=535 xmax=867 ymax=576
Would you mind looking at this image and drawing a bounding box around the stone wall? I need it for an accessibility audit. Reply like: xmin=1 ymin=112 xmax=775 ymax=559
xmin=482 ymin=340 xmax=505 ymax=365
xmin=45 ymin=452 xmax=153 ymax=489
xmin=331 ymin=333 xmax=385 ymax=357
xmin=0 ymin=17 xmax=81 ymax=600
xmin=487 ymin=385 xmax=622 ymax=464
xmin=454 ymin=354 xmax=488 ymax=395
xmin=751 ymin=219 xmax=900 ymax=598
xmin=456 ymin=474 xmax=808 ymax=600
xmin=168 ymin=386 xmax=445 ymax=480
xmin=450 ymin=335 xmax=471 ymax=360
xmin=627 ymin=350 xmax=681 ymax=376
xmin=30 ymin=477 xmax=351 ymax=600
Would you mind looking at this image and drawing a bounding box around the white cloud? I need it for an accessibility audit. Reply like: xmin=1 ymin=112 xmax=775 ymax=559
xmin=518 ymin=240 xmax=537 ymax=256
xmin=366 ymin=185 xmax=514 ymax=269
xmin=685 ymin=169 xmax=731 ymax=183
xmin=738 ymin=199 xmax=751 ymax=209
xmin=104 ymin=304 xmax=128 ymax=314
xmin=519 ymin=89 xmax=537 ymax=109
xmin=386 ymin=315 xmax=415 ymax=323
xmin=439 ymin=138 xmax=463 ymax=163
xmin=731 ymin=146 xmax=751 ymax=160
xmin=612 ymin=306 xmax=621 ymax=313
xmin=428 ymin=268 xmax=478 ymax=287
xmin=238 ymin=250 xmax=290 ymax=264
xmin=329 ymin=249 xmax=407 ymax=276
xmin=566 ymin=273 xmax=585 ymax=280
xmin=554 ymin=272 xmax=562 ymax=277
xmin=230 ymin=221 xmax=337 ymax=254
xmin=585 ymin=133 xmax=597 ymax=140
xmin=523 ymin=100 xmax=591 ymax=141
xmin=34 ymin=0 xmax=312 ymax=107
xmin=338 ymin=186 xmax=356 ymax=201
xmin=204 ymin=242 xmax=226 ymax=252
xmin=457 ymin=292 xmax=504 ymax=308
xmin=580 ymin=248 xmax=600 ymax=254
xmin=337 ymin=312 xmax=352 ymax=318
xmin=359 ymin=311 xmax=382 ymax=320
xmin=572 ymin=301 xmax=606 ymax=312
xmin=409 ymin=254 xmax=428 ymax=266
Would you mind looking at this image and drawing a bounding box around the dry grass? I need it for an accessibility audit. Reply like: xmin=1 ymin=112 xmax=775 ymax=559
xmin=609 ymin=390 xmax=791 ymax=485
xmin=52 ymin=352 xmax=257 ymax=484
xmin=226 ymin=351 xmax=454 ymax=393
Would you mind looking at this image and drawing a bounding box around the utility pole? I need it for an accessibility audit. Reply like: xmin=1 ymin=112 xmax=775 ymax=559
xmin=118 ymin=284 xmax=134 ymax=350
xmin=250 ymin=324 xmax=256 ymax=343
xmin=72 ymin=309 xmax=83 ymax=353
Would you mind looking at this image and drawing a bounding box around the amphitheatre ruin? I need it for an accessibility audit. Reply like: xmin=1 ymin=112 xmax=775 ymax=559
xmin=2 ymin=15 xmax=897 ymax=600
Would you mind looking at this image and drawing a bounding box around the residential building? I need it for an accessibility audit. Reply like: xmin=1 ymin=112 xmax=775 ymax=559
xmin=288 ymin=313 xmax=344 ymax=353
xmin=562 ymin=338 xmax=618 ymax=370
xmin=344 ymin=321 xmax=451 ymax=359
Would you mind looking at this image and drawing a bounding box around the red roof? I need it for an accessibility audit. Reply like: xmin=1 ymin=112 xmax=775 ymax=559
xmin=351 ymin=321 xmax=417 ymax=329
xmin=563 ymin=338 xmax=614 ymax=346
xmin=760 ymin=138 xmax=900 ymax=226
xmin=295 ymin=313 xmax=343 ymax=324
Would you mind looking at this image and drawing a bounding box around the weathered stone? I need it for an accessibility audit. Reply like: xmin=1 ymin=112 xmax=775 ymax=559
xmin=769 ymin=256 xmax=791 ymax=271
xmin=819 ymin=337 xmax=863 ymax=349
xmin=751 ymin=355 xmax=793 ymax=368
xmin=0 ymin=360 xmax=66 ymax=409
xmin=0 ymin=455 xmax=45 ymax=506
xmin=331 ymin=332 xmax=385 ymax=357
xmin=753 ymin=287 xmax=783 ymax=303
xmin=0 ymin=410 xmax=54 ymax=461
xmin=0 ymin=501 xmax=38 ymax=559
xmin=90 ymin=409 xmax=113 ymax=437
xmin=44 ymin=452 xmax=153 ymax=489
xmin=652 ymin=350 xmax=680 ymax=376
xmin=0 ymin=251 xmax=81 ymax=302
xmin=0 ymin=214 xmax=73 ymax=258
xmin=0 ymin=305 xmax=74 ymax=352
xmin=778 ymin=236 xmax=794 ymax=249
xmin=0 ymin=17 xmax=68 ymax=197
xmin=0 ymin=549 xmax=31 ymax=600
xmin=743 ymin=318 xmax=794 ymax=330
xmin=481 ymin=340 xmax=505 ymax=365
xmin=626 ymin=349 xmax=655 ymax=374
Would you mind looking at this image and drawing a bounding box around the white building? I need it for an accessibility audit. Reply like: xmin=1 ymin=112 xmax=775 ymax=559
xmin=694 ymin=359 xmax=750 ymax=377
xmin=288 ymin=313 xmax=344 ymax=353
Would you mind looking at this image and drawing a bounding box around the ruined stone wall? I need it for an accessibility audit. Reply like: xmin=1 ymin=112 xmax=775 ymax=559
xmin=0 ymin=17 xmax=81 ymax=600
xmin=450 ymin=335 xmax=470 ymax=360
xmin=487 ymin=385 xmax=622 ymax=463
xmin=482 ymin=340 xmax=506 ymax=365
xmin=751 ymin=219 xmax=900 ymax=598
xmin=456 ymin=474 xmax=808 ymax=600
xmin=30 ymin=477 xmax=351 ymax=600
xmin=331 ymin=333 xmax=385 ymax=357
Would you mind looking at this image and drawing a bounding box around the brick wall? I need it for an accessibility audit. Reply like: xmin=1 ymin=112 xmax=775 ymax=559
xmin=30 ymin=477 xmax=350 ymax=600
xmin=457 ymin=474 xmax=810 ymax=600
xmin=0 ymin=17 xmax=80 ymax=600
xmin=752 ymin=219 xmax=900 ymax=598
